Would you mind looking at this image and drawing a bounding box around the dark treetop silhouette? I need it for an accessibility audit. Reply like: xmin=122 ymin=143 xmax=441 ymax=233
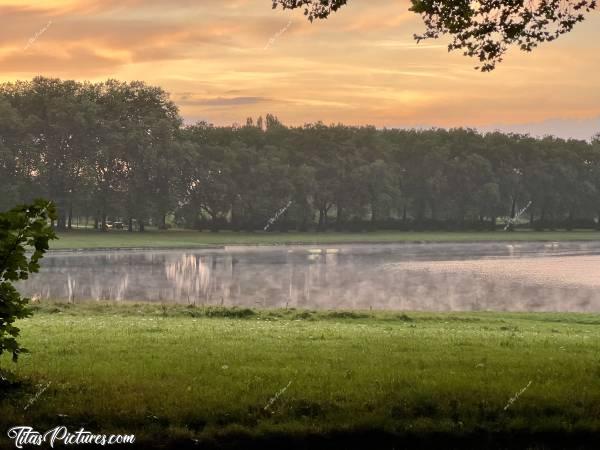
xmin=272 ymin=0 xmax=597 ymax=71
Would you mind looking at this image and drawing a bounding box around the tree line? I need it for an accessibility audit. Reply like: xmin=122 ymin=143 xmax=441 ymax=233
xmin=1 ymin=77 xmax=599 ymax=232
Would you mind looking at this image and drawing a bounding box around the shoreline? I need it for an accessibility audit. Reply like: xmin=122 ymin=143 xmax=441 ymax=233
xmin=48 ymin=237 xmax=600 ymax=253
xmin=28 ymin=301 xmax=600 ymax=319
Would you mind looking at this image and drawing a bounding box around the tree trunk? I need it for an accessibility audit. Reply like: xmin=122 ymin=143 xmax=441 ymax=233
xmin=299 ymin=201 xmax=309 ymax=232
xmin=318 ymin=208 xmax=325 ymax=231
xmin=231 ymin=202 xmax=239 ymax=231
xmin=128 ymin=218 xmax=133 ymax=232
xmin=510 ymin=196 xmax=517 ymax=219
xmin=336 ymin=205 xmax=344 ymax=231
xmin=566 ymin=211 xmax=574 ymax=231
xmin=279 ymin=208 xmax=289 ymax=233
xmin=529 ymin=211 xmax=534 ymax=228
xmin=67 ymin=203 xmax=73 ymax=230
xmin=57 ymin=214 xmax=67 ymax=231
xmin=210 ymin=213 xmax=219 ymax=232
xmin=540 ymin=208 xmax=546 ymax=230
xmin=506 ymin=196 xmax=517 ymax=232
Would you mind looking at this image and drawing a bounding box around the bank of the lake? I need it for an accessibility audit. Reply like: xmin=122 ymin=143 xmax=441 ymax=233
xmin=1 ymin=303 xmax=599 ymax=449
xmin=51 ymin=229 xmax=600 ymax=250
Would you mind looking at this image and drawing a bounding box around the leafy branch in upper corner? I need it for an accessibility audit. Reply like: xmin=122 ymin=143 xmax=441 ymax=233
xmin=272 ymin=0 xmax=597 ymax=71
xmin=0 ymin=200 xmax=57 ymax=366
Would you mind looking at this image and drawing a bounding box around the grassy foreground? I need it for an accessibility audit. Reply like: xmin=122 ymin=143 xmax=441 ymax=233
xmin=51 ymin=229 xmax=600 ymax=250
xmin=1 ymin=303 xmax=600 ymax=449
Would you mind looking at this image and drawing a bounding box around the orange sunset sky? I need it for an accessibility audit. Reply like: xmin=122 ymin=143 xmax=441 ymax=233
xmin=1 ymin=0 xmax=599 ymax=139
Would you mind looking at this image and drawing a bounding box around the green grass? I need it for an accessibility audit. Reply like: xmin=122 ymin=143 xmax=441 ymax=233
xmin=50 ymin=229 xmax=600 ymax=250
xmin=2 ymin=303 xmax=600 ymax=448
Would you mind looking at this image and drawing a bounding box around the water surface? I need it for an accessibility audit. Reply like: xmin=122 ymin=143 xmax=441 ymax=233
xmin=19 ymin=241 xmax=600 ymax=312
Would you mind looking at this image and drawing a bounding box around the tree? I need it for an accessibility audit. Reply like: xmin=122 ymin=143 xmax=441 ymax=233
xmin=98 ymin=80 xmax=182 ymax=231
xmin=0 ymin=78 xmax=93 ymax=230
xmin=0 ymin=200 xmax=56 ymax=370
xmin=181 ymin=142 xmax=236 ymax=231
xmin=3 ymin=77 xmax=600 ymax=233
xmin=0 ymin=99 xmax=32 ymax=211
xmin=272 ymin=0 xmax=596 ymax=71
xmin=358 ymin=159 xmax=400 ymax=227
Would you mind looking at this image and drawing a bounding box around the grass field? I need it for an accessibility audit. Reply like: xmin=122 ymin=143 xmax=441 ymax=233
xmin=50 ymin=229 xmax=600 ymax=250
xmin=2 ymin=303 xmax=600 ymax=449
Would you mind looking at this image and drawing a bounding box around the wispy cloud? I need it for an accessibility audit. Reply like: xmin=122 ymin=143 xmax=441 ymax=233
xmin=0 ymin=0 xmax=598 ymax=138
xmin=178 ymin=96 xmax=272 ymax=107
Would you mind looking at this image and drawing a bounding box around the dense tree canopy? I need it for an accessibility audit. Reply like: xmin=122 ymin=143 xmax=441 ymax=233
xmin=1 ymin=77 xmax=600 ymax=232
xmin=272 ymin=0 xmax=597 ymax=71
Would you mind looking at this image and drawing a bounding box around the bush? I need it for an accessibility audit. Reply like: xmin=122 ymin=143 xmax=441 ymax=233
xmin=0 ymin=200 xmax=56 ymax=364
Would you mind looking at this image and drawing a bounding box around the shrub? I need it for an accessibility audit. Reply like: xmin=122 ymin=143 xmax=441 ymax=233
xmin=0 ymin=200 xmax=56 ymax=364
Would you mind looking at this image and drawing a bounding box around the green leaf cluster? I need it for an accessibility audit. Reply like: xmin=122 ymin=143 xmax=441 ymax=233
xmin=0 ymin=200 xmax=56 ymax=363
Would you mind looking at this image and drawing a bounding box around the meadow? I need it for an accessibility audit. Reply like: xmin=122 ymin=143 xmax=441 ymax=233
xmin=1 ymin=303 xmax=600 ymax=449
xmin=50 ymin=229 xmax=600 ymax=250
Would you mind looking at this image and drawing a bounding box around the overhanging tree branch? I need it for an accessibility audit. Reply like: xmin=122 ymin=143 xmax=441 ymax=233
xmin=272 ymin=0 xmax=597 ymax=71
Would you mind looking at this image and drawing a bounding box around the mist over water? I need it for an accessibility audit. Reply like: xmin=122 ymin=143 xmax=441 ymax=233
xmin=18 ymin=242 xmax=600 ymax=312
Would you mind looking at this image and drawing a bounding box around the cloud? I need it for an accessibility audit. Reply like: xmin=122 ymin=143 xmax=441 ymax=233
xmin=0 ymin=46 xmax=125 ymax=76
xmin=177 ymin=96 xmax=272 ymax=107
xmin=0 ymin=0 xmax=598 ymax=138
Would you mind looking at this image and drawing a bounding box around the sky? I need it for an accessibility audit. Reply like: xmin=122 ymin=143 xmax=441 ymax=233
xmin=1 ymin=0 xmax=599 ymax=140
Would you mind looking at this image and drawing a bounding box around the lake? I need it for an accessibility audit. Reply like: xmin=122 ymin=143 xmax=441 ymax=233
xmin=18 ymin=241 xmax=600 ymax=312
